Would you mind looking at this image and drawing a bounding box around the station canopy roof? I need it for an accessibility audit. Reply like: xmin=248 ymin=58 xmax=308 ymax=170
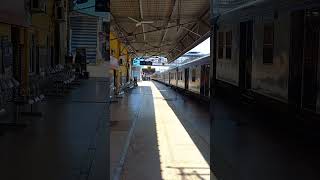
xmin=110 ymin=0 xmax=211 ymax=62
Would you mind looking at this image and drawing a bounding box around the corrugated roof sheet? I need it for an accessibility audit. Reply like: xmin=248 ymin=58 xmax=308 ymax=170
xmin=111 ymin=0 xmax=210 ymax=62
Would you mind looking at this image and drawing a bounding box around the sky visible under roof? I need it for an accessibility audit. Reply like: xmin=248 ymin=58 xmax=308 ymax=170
xmin=187 ymin=38 xmax=210 ymax=55
xmin=169 ymin=37 xmax=211 ymax=65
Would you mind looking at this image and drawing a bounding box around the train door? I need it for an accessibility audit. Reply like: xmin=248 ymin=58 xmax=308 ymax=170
xmin=204 ymin=65 xmax=210 ymax=96
xmin=200 ymin=65 xmax=210 ymax=96
xmin=11 ymin=27 xmax=21 ymax=80
xmin=185 ymin=68 xmax=189 ymax=89
xmin=289 ymin=8 xmax=320 ymax=112
xmin=302 ymin=8 xmax=319 ymax=111
xmin=175 ymin=70 xmax=177 ymax=86
xmin=200 ymin=66 xmax=205 ymax=95
xmin=289 ymin=10 xmax=304 ymax=112
xmin=239 ymin=20 xmax=253 ymax=90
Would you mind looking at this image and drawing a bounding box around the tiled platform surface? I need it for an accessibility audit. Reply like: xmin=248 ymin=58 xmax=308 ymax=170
xmin=110 ymin=81 xmax=212 ymax=180
xmin=212 ymin=87 xmax=320 ymax=180
xmin=0 ymin=78 xmax=109 ymax=180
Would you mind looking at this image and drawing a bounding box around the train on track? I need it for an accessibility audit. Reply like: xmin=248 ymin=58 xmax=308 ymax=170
xmin=152 ymin=55 xmax=210 ymax=100
xmin=153 ymin=0 xmax=320 ymax=116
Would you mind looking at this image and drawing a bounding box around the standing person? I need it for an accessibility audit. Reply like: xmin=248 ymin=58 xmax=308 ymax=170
xmin=75 ymin=50 xmax=82 ymax=74
xmin=134 ymin=77 xmax=138 ymax=87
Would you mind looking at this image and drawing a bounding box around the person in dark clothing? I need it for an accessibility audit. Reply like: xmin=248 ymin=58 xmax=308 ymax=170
xmin=133 ymin=77 xmax=138 ymax=87
xmin=75 ymin=51 xmax=82 ymax=74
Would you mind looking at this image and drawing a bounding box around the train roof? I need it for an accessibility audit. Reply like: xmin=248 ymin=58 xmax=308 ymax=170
xmin=160 ymin=55 xmax=210 ymax=73
xmin=179 ymin=55 xmax=210 ymax=68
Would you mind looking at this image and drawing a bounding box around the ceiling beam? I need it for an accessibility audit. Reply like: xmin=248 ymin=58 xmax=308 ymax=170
xmin=181 ymin=26 xmax=201 ymax=38
xmin=111 ymin=14 xmax=138 ymax=56
xmin=167 ymin=8 xmax=210 ymax=62
xmin=187 ymin=33 xmax=196 ymax=42
xmin=160 ymin=0 xmax=177 ymax=46
xmin=200 ymin=18 xmax=211 ymax=28
xmin=110 ymin=16 xmax=198 ymax=23
xmin=178 ymin=8 xmax=210 ymax=43
xmin=138 ymin=0 xmax=146 ymax=43
xmin=110 ymin=20 xmax=197 ymax=41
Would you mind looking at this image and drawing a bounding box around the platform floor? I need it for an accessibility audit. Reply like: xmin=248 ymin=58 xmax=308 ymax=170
xmin=212 ymin=87 xmax=320 ymax=180
xmin=0 ymin=78 xmax=109 ymax=180
xmin=110 ymin=81 xmax=213 ymax=180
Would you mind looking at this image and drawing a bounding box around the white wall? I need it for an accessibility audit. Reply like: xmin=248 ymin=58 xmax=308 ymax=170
xmin=251 ymin=12 xmax=290 ymax=102
xmin=216 ymin=11 xmax=291 ymax=102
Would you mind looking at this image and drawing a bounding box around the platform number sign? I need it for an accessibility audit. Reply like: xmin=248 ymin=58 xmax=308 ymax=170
xmin=140 ymin=61 xmax=152 ymax=66
xmin=95 ymin=0 xmax=110 ymax=12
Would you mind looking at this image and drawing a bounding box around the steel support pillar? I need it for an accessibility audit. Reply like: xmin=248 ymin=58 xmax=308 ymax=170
xmin=209 ymin=14 xmax=219 ymax=177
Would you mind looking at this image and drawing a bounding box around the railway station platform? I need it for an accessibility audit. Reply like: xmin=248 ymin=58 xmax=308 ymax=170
xmin=0 ymin=77 xmax=109 ymax=180
xmin=211 ymin=87 xmax=320 ymax=180
xmin=110 ymin=81 xmax=213 ymax=180
xmin=110 ymin=79 xmax=320 ymax=180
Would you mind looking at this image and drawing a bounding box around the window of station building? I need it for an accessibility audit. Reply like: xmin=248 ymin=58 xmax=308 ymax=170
xmin=191 ymin=69 xmax=196 ymax=82
xmin=263 ymin=23 xmax=274 ymax=64
xmin=180 ymin=72 xmax=183 ymax=80
xmin=225 ymin=31 xmax=232 ymax=59
xmin=218 ymin=32 xmax=224 ymax=59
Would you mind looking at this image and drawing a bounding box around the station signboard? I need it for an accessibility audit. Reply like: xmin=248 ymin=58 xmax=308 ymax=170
xmin=140 ymin=61 xmax=152 ymax=66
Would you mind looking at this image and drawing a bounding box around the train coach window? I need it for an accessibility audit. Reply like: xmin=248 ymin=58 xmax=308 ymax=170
xmin=263 ymin=23 xmax=274 ymax=64
xmin=218 ymin=32 xmax=224 ymax=59
xmin=226 ymin=31 xmax=232 ymax=59
xmin=192 ymin=69 xmax=196 ymax=82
